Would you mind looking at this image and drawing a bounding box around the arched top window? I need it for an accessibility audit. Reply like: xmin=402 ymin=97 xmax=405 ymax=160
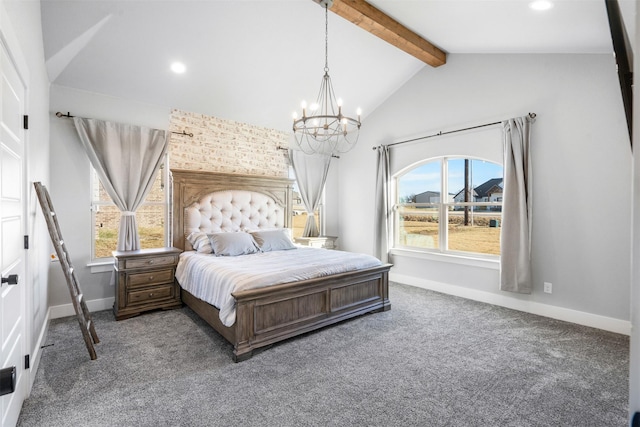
xmin=394 ymin=156 xmax=503 ymax=257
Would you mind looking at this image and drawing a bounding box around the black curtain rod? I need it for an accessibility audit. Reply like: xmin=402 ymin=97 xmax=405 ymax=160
xmin=372 ymin=112 xmax=536 ymax=150
xmin=56 ymin=111 xmax=193 ymax=137
xmin=171 ymin=130 xmax=194 ymax=138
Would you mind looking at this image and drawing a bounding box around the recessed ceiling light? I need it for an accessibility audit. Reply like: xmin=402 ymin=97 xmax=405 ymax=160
xmin=529 ymin=0 xmax=553 ymax=11
xmin=171 ymin=62 xmax=186 ymax=74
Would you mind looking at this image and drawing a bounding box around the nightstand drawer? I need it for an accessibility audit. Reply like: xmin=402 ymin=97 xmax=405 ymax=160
xmin=127 ymin=269 xmax=174 ymax=288
xmin=124 ymin=255 xmax=177 ymax=269
xmin=127 ymin=285 xmax=174 ymax=305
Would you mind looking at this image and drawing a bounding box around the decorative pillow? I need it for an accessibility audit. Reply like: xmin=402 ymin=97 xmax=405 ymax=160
xmin=208 ymin=232 xmax=259 ymax=256
xmin=250 ymin=229 xmax=297 ymax=252
xmin=186 ymin=231 xmax=213 ymax=254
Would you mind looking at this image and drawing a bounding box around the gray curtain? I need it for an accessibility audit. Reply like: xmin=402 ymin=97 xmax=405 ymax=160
xmin=289 ymin=149 xmax=332 ymax=237
xmin=73 ymin=117 xmax=168 ymax=251
xmin=374 ymin=145 xmax=390 ymax=263
xmin=500 ymin=115 xmax=534 ymax=293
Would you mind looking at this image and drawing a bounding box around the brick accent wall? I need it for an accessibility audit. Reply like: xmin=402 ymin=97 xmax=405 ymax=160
xmin=168 ymin=109 xmax=290 ymax=177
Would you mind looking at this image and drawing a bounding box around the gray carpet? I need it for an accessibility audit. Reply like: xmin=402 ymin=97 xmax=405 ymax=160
xmin=18 ymin=282 xmax=628 ymax=427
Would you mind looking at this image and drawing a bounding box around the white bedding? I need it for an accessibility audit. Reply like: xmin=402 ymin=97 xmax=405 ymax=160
xmin=175 ymin=247 xmax=382 ymax=327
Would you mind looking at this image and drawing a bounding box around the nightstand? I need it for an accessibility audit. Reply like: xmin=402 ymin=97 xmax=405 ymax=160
xmin=112 ymin=247 xmax=182 ymax=320
xmin=294 ymin=236 xmax=338 ymax=249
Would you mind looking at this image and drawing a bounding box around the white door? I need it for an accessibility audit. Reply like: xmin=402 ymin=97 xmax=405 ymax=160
xmin=0 ymin=39 xmax=27 ymax=427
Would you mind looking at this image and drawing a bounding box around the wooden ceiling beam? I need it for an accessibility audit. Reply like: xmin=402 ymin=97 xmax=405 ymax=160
xmin=318 ymin=0 xmax=446 ymax=67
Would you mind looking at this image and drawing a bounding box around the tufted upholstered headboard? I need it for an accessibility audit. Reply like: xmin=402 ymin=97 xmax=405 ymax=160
xmin=171 ymin=170 xmax=294 ymax=251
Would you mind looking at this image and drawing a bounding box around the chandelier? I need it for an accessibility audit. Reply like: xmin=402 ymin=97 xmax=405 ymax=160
xmin=292 ymin=0 xmax=361 ymax=155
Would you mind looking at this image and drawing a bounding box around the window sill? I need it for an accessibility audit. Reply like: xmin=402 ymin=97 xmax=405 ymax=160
xmin=87 ymin=258 xmax=114 ymax=274
xmin=390 ymin=248 xmax=500 ymax=270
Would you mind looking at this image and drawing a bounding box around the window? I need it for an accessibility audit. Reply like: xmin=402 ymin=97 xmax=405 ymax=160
xmin=290 ymin=166 xmax=322 ymax=239
xmin=91 ymin=159 xmax=168 ymax=260
xmin=394 ymin=157 xmax=503 ymax=257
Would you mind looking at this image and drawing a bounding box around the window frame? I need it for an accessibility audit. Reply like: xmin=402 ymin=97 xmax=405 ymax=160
xmin=90 ymin=156 xmax=170 ymax=261
xmin=392 ymin=156 xmax=503 ymax=261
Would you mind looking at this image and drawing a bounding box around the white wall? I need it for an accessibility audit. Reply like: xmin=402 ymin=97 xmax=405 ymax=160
xmin=323 ymin=160 xmax=340 ymax=238
xmin=335 ymin=53 xmax=631 ymax=331
xmin=629 ymin=0 xmax=639 ymax=420
xmin=2 ymin=0 xmax=51 ymax=382
xmin=48 ymin=85 xmax=170 ymax=309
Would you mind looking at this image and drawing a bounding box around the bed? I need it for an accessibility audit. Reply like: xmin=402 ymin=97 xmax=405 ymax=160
xmin=171 ymin=169 xmax=391 ymax=362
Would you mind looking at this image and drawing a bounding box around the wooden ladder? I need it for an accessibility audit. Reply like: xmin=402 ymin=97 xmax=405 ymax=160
xmin=34 ymin=182 xmax=99 ymax=360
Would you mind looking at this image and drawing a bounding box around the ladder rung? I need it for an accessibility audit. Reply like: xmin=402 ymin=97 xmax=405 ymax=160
xmin=59 ymin=240 xmax=63 ymax=245
xmin=77 ymin=293 xmax=83 ymax=303
xmin=50 ymin=212 xmax=56 ymax=216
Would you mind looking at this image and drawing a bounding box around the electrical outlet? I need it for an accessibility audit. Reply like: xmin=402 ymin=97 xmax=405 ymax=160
xmin=544 ymin=282 xmax=552 ymax=294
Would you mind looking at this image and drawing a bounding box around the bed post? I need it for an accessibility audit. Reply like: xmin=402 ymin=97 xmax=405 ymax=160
xmin=233 ymin=299 xmax=255 ymax=362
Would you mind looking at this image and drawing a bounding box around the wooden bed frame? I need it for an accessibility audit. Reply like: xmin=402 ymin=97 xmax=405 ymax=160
xmin=171 ymin=169 xmax=391 ymax=362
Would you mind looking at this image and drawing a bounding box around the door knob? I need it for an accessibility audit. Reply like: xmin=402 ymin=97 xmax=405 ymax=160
xmin=1 ymin=274 xmax=18 ymax=285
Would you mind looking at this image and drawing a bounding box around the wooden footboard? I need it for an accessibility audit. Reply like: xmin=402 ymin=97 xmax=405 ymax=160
xmin=182 ymin=264 xmax=391 ymax=362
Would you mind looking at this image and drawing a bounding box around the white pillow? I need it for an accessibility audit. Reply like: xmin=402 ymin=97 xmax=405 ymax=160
xmin=186 ymin=231 xmax=213 ymax=254
xmin=208 ymin=232 xmax=259 ymax=256
xmin=250 ymin=229 xmax=296 ymax=252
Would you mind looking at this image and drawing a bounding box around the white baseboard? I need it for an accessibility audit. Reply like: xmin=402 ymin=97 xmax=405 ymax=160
xmin=49 ymin=297 xmax=115 ymax=319
xmin=390 ymin=273 xmax=631 ymax=336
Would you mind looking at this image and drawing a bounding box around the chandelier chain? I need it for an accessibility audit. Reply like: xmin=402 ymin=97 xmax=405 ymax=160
xmin=324 ymin=4 xmax=329 ymax=73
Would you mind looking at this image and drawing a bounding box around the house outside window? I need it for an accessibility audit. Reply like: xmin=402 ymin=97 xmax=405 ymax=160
xmin=91 ymin=159 xmax=168 ymax=260
xmin=394 ymin=157 xmax=503 ymax=257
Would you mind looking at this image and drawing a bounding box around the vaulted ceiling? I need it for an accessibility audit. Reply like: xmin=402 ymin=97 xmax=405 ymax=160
xmin=40 ymin=0 xmax=625 ymax=132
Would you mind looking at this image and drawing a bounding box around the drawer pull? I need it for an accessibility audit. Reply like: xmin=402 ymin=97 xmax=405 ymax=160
xmin=148 ymin=260 xmax=155 ymax=264
xmin=148 ymin=276 xmax=153 ymax=281
xmin=149 ymin=293 xmax=154 ymax=297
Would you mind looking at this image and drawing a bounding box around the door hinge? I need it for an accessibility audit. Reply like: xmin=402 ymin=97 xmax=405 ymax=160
xmin=24 ymin=235 xmax=29 ymax=249
xmin=24 ymin=354 xmax=30 ymax=370
xmin=23 ymin=115 xmax=28 ymax=130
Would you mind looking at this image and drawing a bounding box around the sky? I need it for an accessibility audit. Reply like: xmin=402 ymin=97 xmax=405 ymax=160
xmin=398 ymin=158 xmax=502 ymax=199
